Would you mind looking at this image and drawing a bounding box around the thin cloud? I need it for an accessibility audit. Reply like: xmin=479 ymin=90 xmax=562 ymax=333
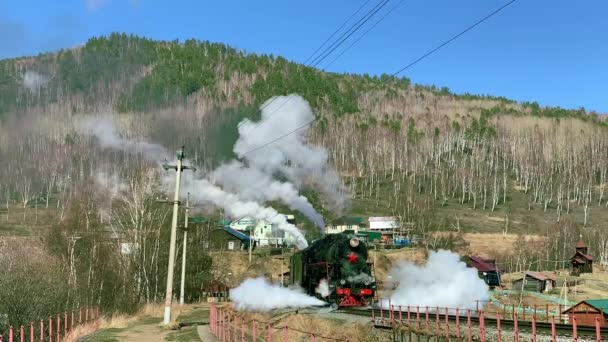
xmin=86 ymin=0 xmax=108 ymax=12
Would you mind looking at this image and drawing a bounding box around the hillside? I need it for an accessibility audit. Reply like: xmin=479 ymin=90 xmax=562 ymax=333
xmin=1 ymin=32 xmax=608 ymax=263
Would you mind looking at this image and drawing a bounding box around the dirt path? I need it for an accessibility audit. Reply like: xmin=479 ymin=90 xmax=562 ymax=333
xmin=115 ymin=321 xmax=169 ymax=342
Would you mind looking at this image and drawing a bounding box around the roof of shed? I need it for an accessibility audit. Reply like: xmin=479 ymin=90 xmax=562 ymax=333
xmin=563 ymin=299 xmax=608 ymax=314
xmin=523 ymin=271 xmax=555 ymax=281
xmin=222 ymin=226 xmax=251 ymax=241
xmin=576 ymin=239 xmax=588 ymax=248
xmin=571 ymin=251 xmax=593 ymax=262
xmin=468 ymin=256 xmax=498 ymax=272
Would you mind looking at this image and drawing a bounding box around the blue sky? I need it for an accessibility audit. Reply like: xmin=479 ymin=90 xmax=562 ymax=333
xmin=1 ymin=0 xmax=606 ymax=113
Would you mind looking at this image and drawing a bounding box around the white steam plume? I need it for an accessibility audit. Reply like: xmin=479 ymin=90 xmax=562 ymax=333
xmin=384 ymin=250 xmax=489 ymax=311
xmin=22 ymin=71 xmax=49 ymax=92
xmin=315 ymin=279 xmax=330 ymax=298
xmin=230 ymin=277 xmax=325 ymax=311
xmin=181 ymin=174 xmax=308 ymax=249
xmin=233 ymin=95 xmax=349 ymax=215
xmin=210 ymin=161 xmax=324 ymax=228
xmin=79 ymin=116 xmax=170 ymax=161
xmin=347 ymin=272 xmax=374 ymax=285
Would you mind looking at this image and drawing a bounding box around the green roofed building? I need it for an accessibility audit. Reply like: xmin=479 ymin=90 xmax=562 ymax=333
xmin=562 ymin=299 xmax=608 ymax=327
xmin=326 ymin=216 xmax=366 ymax=234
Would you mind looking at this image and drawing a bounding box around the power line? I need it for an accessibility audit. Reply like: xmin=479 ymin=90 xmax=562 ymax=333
xmin=302 ymin=0 xmax=375 ymax=65
xmin=309 ymin=0 xmax=391 ymax=67
xmin=241 ymin=0 xmax=517 ymax=156
xmin=244 ymin=0 xmax=392 ymax=137
xmin=390 ymin=0 xmax=517 ymax=77
xmin=323 ymin=0 xmax=407 ymax=70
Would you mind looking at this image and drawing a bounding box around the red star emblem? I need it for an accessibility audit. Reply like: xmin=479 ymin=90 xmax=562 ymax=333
xmin=347 ymin=252 xmax=358 ymax=263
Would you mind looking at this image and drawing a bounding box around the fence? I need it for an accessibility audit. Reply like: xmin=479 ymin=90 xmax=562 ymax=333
xmin=371 ymin=298 xmax=604 ymax=342
xmin=210 ymin=300 xmax=605 ymax=342
xmin=209 ymin=305 xmax=354 ymax=342
xmin=0 ymin=307 xmax=100 ymax=342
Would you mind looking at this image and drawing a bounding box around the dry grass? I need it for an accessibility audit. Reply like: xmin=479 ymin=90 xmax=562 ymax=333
xmin=224 ymin=306 xmax=386 ymax=342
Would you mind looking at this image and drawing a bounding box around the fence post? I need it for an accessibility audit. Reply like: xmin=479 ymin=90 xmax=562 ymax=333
xmin=29 ymin=322 xmax=33 ymax=342
xmin=252 ymin=320 xmax=256 ymax=342
xmin=532 ymin=314 xmax=536 ymax=342
xmin=435 ymin=307 xmax=439 ymax=336
xmin=56 ymin=314 xmax=59 ymax=342
xmin=479 ymin=310 xmax=485 ymax=342
xmin=20 ymin=326 xmax=24 ymax=342
xmin=398 ymin=306 xmax=402 ymax=324
xmin=551 ymin=316 xmax=556 ymax=342
xmin=310 ymin=333 xmax=315 ymax=342
xmin=573 ymin=316 xmax=578 ymax=342
xmin=78 ymin=309 xmax=82 ymax=325
xmin=48 ymin=317 xmax=52 ymax=342
xmin=64 ymin=313 xmax=67 ymax=336
xmin=389 ymin=298 xmax=393 ymax=324
xmin=267 ymin=323 xmax=272 ymax=342
xmin=456 ymin=308 xmax=460 ymax=339
xmin=416 ymin=306 xmax=420 ymax=329
xmin=596 ymin=316 xmax=601 ymax=342
xmin=425 ymin=306 xmax=429 ymax=332
xmin=444 ymin=307 xmax=449 ymax=338
xmin=496 ymin=311 xmax=501 ymax=342
xmin=466 ymin=309 xmax=471 ymax=342
xmin=407 ymin=306 xmax=410 ymax=326
xmin=85 ymin=308 xmax=88 ymax=323
xmin=8 ymin=326 xmax=12 ymax=342
xmin=514 ymin=313 xmax=519 ymax=342
xmin=283 ymin=326 xmax=288 ymax=342
xmin=39 ymin=320 xmax=43 ymax=342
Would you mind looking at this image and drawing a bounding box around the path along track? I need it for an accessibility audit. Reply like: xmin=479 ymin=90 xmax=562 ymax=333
xmin=336 ymin=307 xmax=607 ymax=338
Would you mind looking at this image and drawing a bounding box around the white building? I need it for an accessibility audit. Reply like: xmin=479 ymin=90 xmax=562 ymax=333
xmin=229 ymin=216 xmax=287 ymax=247
xmin=368 ymin=216 xmax=400 ymax=234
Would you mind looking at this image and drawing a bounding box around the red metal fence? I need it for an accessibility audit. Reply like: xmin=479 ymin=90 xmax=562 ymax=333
xmin=0 ymin=307 xmax=100 ymax=342
xmin=210 ymin=301 xmax=605 ymax=342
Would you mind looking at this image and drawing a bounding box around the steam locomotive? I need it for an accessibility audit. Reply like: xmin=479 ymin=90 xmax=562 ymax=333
xmin=289 ymin=233 xmax=376 ymax=307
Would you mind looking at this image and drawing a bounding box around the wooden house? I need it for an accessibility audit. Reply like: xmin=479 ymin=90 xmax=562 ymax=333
xmin=562 ymin=299 xmax=608 ymax=327
xmin=465 ymin=256 xmax=501 ymax=287
xmin=207 ymin=226 xmax=251 ymax=251
xmin=512 ymin=271 xmax=556 ymax=293
xmin=570 ymin=236 xmax=593 ymax=275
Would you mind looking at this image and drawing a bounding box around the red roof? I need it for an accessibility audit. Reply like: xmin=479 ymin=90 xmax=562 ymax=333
xmin=524 ymin=271 xmax=555 ymax=281
xmin=576 ymin=239 xmax=588 ymax=248
xmin=571 ymin=251 xmax=593 ymax=263
xmin=468 ymin=256 xmax=498 ymax=272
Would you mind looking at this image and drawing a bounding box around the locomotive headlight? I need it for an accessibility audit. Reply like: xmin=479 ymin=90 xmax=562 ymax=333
xmin=340 ymin=279 xmax=346 ymax=285
xmin=349 ymin=238 xmax=360 ymax=248
xmin=364 ymin=280 xmax=370 ymax=286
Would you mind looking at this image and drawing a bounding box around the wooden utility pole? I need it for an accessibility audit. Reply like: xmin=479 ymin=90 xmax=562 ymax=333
xmin=179 ymin=193 xmax=190 ymax=305
xmin=161 ymin=146 xmax=195 ymax=325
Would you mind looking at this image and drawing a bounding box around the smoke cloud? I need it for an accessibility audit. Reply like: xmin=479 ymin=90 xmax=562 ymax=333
xmin=22 ymin=71 xmax=49 ymax=92
xmin=230 ymin=277 xmax=326 ymax=311
xmin=233 ymin=95 xmax=349 ymax=215
xmin=79 ymin=116 xmax=170 ymax=160
xmin=385 ymin=250 xmax=489 ymax=310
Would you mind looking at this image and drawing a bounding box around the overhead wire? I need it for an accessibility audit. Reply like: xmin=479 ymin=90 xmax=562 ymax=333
xmin=323 ymin=0 xmax=407 ymax=70
xmin=242 ymin=0 xmax=392 ymax=136
xmin=241 ymin=0 xmax=517 ymax=156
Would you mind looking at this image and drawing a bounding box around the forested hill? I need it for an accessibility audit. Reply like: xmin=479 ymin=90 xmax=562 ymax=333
xmin=1 ymin=33 xmax=608 ymax=247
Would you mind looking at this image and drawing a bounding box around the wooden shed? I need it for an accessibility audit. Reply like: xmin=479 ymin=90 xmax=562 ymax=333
xmin=570 ymin=237 xmax=593 ymax=275
xmin=465 ymin=256 xmax=501 ymax=287
xmin=562 ymin=299 xmax=608 ymax=327
xmin=207 ymin=226 xmax=252 ymax=251
xmin=512 ymin=271 xmax=556 ymax=293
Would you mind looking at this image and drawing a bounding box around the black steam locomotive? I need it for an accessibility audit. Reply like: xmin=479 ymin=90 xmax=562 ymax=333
xmin=289 ymin=233 xmax=376 ymax=307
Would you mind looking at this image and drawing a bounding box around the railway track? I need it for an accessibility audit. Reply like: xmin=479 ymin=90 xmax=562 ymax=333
xmin=336 ymin=307 xmax=607 ymax=338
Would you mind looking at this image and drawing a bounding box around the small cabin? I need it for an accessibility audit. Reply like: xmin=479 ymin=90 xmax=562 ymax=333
xmin=570 ymin=236 xmax=593 ymax=275
xmin=207 ymin=226 xmax=252 ymax=251
xmin=512 ymin=271 xmax=556 ymax=293
xmin=563 ymin=300 xmax=608 ymax=327
xmin=465 ymin=256 xmax=501 ymax=287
